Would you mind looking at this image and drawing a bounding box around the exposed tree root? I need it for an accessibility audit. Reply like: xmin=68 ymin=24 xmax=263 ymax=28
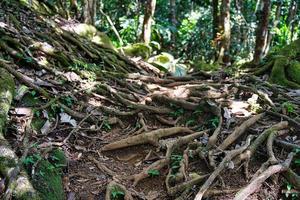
xmin=218 ymin=113 xmax=264 ymax=150
xmin=234 ymin=121 xmax=288 ymax=165
xmin=132 ymin=130 xmax=208 ymax=186
xmin=102 ymin=127 xmax=193 ymax=151
xmin=234 ymin=152 xmax=294 ymax=200
xmin=194 ymin=135 xmax=253 ymax=200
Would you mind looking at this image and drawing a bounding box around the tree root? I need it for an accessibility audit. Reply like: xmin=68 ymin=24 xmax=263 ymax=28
xmin=234 ymin=121 xmax=288 ymax=165
xmin=102 ymin=127 xmax=193 ymax=151
xmin=218 ymin=113 xmax=265 ymax=150
xmin=194 ymin=135 xmax=253 ymax=200
xmin=131 ymin=130 xmax=208 ymax=186
xmin=233 ymin=152 xmax=294 ymax=200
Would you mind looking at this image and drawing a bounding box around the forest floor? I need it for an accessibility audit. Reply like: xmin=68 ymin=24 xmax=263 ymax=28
xmin=1 ymin=1 xmax=300 ymax=200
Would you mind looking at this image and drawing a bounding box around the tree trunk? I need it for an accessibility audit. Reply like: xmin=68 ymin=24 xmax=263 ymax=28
xmin=287 ymin=0 xmax=298 ymax=42
xmin=253 ymin=0 xmax=271 ymax=65
xmin=170 ymin=0 xmax=177 ymax=44
xmin=141 ymin=0 xmax=156 ymax=44
xmin=217 ymin=0 xmax=231 ymax=66
xmin=212 ymin=0 xmax=220 ymax=41
xmin=82 ymin=0 xmax=97 ymax=25
xmin=263 ymin=1 xmax=282 ymax=57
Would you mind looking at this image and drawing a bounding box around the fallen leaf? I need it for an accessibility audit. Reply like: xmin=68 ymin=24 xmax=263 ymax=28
xmin=41 ymin=120 xmax=52 ymax=135
xmin=60 ymin=113 xmax=77 ymax=127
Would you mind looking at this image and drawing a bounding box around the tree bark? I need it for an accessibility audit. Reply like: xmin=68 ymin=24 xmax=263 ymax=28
xmin=170 ymin=0 xmax=177 ymax=44
xmin=212 ymin=0 xmax=220 ymax=41
xmin=263 ymin=1 xmax=282 ymax=57
xmin=82 ymin=0 xmax=97 ymax=25
xmin=217 ymin=0 xmax=231 ymax=66
xmin=287 ymin=0 xmax=298 ymax=42
xmin=253 ymin=0 xmax=271 ymax=64
xmin=141 ymin=0 xmax=156 ymax=44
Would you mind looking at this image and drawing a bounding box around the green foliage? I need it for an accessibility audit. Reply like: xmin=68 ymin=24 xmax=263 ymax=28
xmin=282 ymin=102 xmax=296 ymax=115
xmin=111 ymin=186 xmax=125 ymax=200
xmin=147 ymin=169 xmax=160 ymax=177
xmin=170 ymin=154 xmax=183 ymax=174
xmin=208 ymin=116 xmax=219 ymax=128
xmin=169 ymin=106 xmax=184 ymax=118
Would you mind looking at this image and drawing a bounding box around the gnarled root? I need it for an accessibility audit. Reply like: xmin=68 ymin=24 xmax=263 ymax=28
xmin=194 ymin=135 xmax=253 ymax=200
xmin=233 ymin=152 xmax=294 ymax=200
xmin=102 ymin=127 xmax=193 ymax=151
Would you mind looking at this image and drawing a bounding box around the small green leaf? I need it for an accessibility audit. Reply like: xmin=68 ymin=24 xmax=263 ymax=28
xmin=147 ymin=169 xmax=160 ymax=177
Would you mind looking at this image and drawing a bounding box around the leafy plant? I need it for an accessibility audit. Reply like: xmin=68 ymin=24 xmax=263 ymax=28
xmin=23 ymin=153 xmax=42 ymax=166
xmin=61 ymin=96 xmax=74 ymax=107
xmin=170 ymin=154 xmax=183 ymax=174
xmin=282 ymin=102 xmax=296 ymax=115
xmin=169 ymin=104 xmax=185 ymax=118
xmin=208 ymin=116 xmax=219 ymax=128
xmin=111 ymin=186 xmax=125 ymax=200
xmin=147 ymin=169 xmax=160 ymax=177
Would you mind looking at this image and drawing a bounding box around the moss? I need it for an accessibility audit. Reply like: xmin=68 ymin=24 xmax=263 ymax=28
xmin=147 ymin=52 xmax=174 ymax=72
xmin=0 ymin=68 xmax=15 ymax=135
xmin=193 ymin=60 xmax=220 ymax=72
xmin=31 ymin=118 xmax=46 ymax=132
xmin=287 ymin=61 xmax=300 ymax=84
xmin=122 ymin=43 xmax=152 ymax=59
xmin=49 ymin=148 xmax=67 ymax=168
xmin=20 ymin=93 xmax=42 ymax=107
xmin=0 ymin=156 xmax=17 ymax=172
xmin=30 ymin=159 xmax=65 ymax=200
xmin=269 ymin=57 xmax=300 ymax=89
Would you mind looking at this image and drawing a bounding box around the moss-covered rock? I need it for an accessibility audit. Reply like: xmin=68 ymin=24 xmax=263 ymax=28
xmin=122 ymin=43 xmax=152 ymax=59
xmin=61 ymin=23 xmax=117 ymax=51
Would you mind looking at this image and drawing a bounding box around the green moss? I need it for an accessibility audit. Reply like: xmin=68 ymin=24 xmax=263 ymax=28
xmin=21 ymin=93 xmax=42 ymax=107
xmin=269 ymin=57 xmax=300 ymax=89
xmin=49 ymin=149 xmax=67 ymax=168
xmin=287 ymin=61 xmax=300 ymax=84
xmin=147 ymin=52 xmax=174 ymax=72
xmin=31 ymin=118 xmax=46 ymax=132
xmin=0 ymin=68 xmax=15 ymax=135
xmin=122 ymin=43 xmax=152 ymax=59
xmin=193 ymin=60 xmax=220 ymax=72
xmin=0 ymin=156 xmax=17 ymax=172
xmin=30 ymin=159 xmax=65 ymax=200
